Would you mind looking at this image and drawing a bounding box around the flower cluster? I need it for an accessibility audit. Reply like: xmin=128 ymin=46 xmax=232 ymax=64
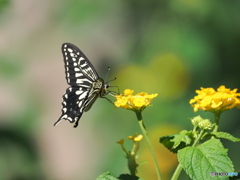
xmin=189 ymin=85 xmax=240 ymax=113
xmin=191 ymin=115 xmax=213 ymax=131
xmin=117 ymin=133 xmax=144 ymax=176
xmin=116 ymin=133 xmax=143 ymax=154
xmin=114 ymin=89 xmax=158 ymax=112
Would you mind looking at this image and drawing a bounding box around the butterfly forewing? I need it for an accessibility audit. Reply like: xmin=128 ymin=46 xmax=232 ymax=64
xmin=55 ymin=43 xmax=107 ymax=128
xmin=62 ymin=43 xmax=99 ymax=86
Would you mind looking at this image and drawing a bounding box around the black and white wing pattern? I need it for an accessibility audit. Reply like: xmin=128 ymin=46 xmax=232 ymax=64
xmin=54 ymin=43 xmax=108 ymax=128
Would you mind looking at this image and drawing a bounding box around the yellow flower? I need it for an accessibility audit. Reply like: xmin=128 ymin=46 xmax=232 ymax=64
xmin=128 ymin=133 xmax=143 ymax=142
xmin=114 ymin=89 xmax=158 ymax=111
xmin=117 ymin=139 xmax=124 ymax=144
xmin=124 ymin=89 xmax=134 ymax=95
xmin=189 ymin=85 xmax=240 ymax=113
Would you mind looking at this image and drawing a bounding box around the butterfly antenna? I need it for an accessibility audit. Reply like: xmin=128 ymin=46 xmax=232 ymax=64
xmin=104 ymin=66 xmax=111 ymax=81
xmin=104 ymin=66 xmax=119 ymax=94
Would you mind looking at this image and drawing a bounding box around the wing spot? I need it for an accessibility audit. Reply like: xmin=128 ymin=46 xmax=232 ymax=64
xmin=74 ymin=117 xmax=79 ymax=121
xmin=62 ymin=114 xmax=67 ymax=119
xmin=70 ymin=53 xmax=76 ymax=57
xmin=79 ymin=91 xmax=88 ymax=99
xmin=81 ymin=62 xmax=88 ymax=67
xmin=74 ymin=67 xmax=80 ymax=71
xmin=67 ymin=48 xmax=73 ymax=52
xmin=76 ymin=73 xmax=83 ymax=77
xmin=67 ymin=117 xmax=73 ymax=122
xmin=78 ymin=101 xmax=83 ymax=107
xmin=76 ymin=79 xmax=84 ymax=84
xmin=75 ymin=90 xmax=83 ymax=95
xmin=63 ymin=108 xmax=67 ymax=113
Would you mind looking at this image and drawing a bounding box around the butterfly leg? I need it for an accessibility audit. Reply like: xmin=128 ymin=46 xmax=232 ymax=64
xmin=102 ymin=96 xmax=115 ymax=105
xmin=108 ymin=86 xmax=120 ymax=95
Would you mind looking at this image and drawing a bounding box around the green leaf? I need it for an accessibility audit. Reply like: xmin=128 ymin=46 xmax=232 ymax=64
xmin=178 ymin=138 xmax=234 ymax=180
xmin=173 ymin=130 xmax=193 ymax=148
xmin=160 ymin=134 xmax=185 ymax=153
xmin=96 ymin=172 xmax=119 ymax=180
xmin=160 ymin=131 xmax=194 ymax=153
xmin=210 ymin=132 xmax=240 ymax=142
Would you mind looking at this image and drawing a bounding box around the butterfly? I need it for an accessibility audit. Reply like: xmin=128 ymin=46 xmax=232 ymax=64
xmin=54 ymin=43 xmax=114 ymax=128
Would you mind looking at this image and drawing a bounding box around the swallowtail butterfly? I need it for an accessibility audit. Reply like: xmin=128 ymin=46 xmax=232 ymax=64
xmin=54 ymin=43 xmax=112 ymax=128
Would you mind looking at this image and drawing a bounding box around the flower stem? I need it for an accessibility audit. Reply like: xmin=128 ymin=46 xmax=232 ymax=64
xmin=171 ymin=164 xmax=182 ymax=180
xmin=135 ymin=111 xmax=162 ymax=180
xmin=213 ymin=112 xmax=221 ymax=132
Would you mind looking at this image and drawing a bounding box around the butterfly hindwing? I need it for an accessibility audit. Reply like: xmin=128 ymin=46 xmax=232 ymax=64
xmin=55 ymin=86 xmax=93 ymax=127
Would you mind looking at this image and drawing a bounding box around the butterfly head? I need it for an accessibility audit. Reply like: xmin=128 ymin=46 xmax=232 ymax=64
xmin=104 ymin=83 xmax=110 ymax=90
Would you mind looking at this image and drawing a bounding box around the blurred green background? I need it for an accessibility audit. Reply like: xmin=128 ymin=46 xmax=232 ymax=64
xmin=0 ymin=0 xmax=240 ymax=179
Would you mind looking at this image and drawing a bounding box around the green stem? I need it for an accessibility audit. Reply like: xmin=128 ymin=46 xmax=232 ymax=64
xmin=171 ymin=164 xmax=182 ymax=180
xmin=135 ymin=111 xmax=162 ymax=180
xmin=192 ymin=130 xmax=205 ymax=147
xmin=213 ymin=112 xmax=221 ymax=133
xmin=127 ymin=154 xmax=138 ymax=176
xmin=171 ymin=130 xmax=205 ymax=180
